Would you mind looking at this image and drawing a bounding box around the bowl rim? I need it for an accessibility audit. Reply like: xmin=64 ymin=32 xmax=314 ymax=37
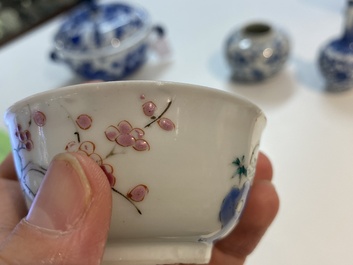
xmin=4 ymin=80 xmax=265 ymax=121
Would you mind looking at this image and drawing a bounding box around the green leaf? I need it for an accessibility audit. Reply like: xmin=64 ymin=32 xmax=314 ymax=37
xmin=232 ymin=158 xmax=240 ymax=166
xmin=232 ymin=156 xmax=248 ymax=179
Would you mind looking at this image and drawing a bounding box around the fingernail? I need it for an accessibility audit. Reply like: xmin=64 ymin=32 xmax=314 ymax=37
xmin=26 ymin=153 xmax=92 ymax=231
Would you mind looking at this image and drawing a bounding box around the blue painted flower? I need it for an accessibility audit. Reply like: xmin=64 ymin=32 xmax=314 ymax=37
xmin=219 ymin=182 xmax=250 ymax=228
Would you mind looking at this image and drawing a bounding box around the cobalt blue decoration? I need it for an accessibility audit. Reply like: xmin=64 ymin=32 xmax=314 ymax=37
xmin=50 ymin=2 xmax=162 ymax=81
xmin=219 ymin=182 xmax=250 ymax=228
xmin=318 ymin=0 xmax=353 ymax=92
xmin=225 ymin=22 xmax=290 ymax=83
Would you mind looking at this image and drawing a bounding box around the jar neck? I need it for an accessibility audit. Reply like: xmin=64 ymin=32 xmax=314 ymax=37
xmin=343 ymin=0 xmax=353 ymax=40
xmin=241 ymin=23 xmax=273 ymax=40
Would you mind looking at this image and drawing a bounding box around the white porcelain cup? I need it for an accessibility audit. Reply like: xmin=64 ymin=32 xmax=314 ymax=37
xmin=5 ymin=81 xmax=266 ymax=265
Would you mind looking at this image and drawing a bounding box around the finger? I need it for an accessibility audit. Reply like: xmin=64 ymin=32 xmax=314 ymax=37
xmin=0 ymin=153 xmax=27 ymax=242
xmin=254 ymin=152 xmax=273 ymax=182
xmin=0 ymin=152 xmax=112 ymax=264
xmin=179 ymin=152 xmax=278 ymax=265
xmin=212 ymin=180 xmax=279 ymax=264
xmin=0 ymin=179 xmax=27 ymax=242
xmin=0 ymin=154 xmax=18 ymax=180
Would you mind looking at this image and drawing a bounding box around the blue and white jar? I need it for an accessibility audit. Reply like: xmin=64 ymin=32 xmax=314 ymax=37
xmin=225 ymin=22 xmax=290 ymax=82
xmin=318 ymin=0 xmax=353 ymax=92
xmin=51 ymin=2 xmax=165 ymax=81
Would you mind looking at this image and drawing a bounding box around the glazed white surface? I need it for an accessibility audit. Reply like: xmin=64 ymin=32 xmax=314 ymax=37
xmin=1 ymin=0 xmax=353 ymax=264
xmin=5 ymin=81 xmax=264 ymax=264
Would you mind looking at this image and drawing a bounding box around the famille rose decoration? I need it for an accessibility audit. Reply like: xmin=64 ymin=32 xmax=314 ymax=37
xmin=5 ymin=81 xmax=265 ymax=265
xmin=12 ymin=94 xmax=175 ymax=214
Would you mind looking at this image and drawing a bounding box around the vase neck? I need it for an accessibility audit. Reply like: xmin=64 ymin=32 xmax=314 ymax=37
xmin=343 ymin=0 xmax=353 ymax=40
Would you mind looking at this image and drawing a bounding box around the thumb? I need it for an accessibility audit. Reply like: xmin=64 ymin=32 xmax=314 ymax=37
xmin=0 ymin=152 xmax=112 ymax=265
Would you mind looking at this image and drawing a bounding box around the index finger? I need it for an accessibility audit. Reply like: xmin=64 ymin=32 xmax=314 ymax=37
xmin=0 ymin=154 xmax=18 ymax=180
xmin=254 ymin=152 xmax=273 ymax=182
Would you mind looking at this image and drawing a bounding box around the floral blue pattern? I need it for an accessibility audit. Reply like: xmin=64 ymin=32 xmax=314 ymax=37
xmin=225 ymin=23 xmax=290 ymax=82
xmin=219 ymin=183 xmax=250 ymax=227
xmin=318 ymin=43 xmax=353 ymax=91
xmin=51 ymin=2 xmax=152 ymax=81
xmin=219 ymin=155 xmax=252 ymax=228
xmin=55 ymin=3 xmax=147 ymax=51
xmin=318 ymin=1 xmax=353 ymax=92
xmin=69 ymin=44 xmax=148 ymax=81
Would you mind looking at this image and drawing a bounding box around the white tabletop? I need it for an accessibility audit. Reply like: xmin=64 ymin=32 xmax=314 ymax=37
xmin=1 ymin=0 xmax=353 ymax=264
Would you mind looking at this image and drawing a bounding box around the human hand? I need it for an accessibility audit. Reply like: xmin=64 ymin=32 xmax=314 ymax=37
xmin=203 ymin=152 xmax=280 ymax=265
xmin=0 ymin=152 xmax=112 ymax=264
xmin=0 ymin=152 xmax=278 ymax=265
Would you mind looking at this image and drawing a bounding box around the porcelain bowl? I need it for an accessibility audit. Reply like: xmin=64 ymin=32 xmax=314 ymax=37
xmin=5 ymin=81 xmax=266 ymax=265
xmin=51 ymin=2 xmax=162 ymax=81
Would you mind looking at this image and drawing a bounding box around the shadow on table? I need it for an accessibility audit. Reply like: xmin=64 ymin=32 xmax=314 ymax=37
xmin=292 ymin=56 xmax=326 ymax=93
xmin=226 ymin=71 xmax=297 ymax=109
xmin=207 ymin=49 xmax=297 ymax=109
xmin=293 ymin=56 xmax=353 ymax=116
xmin=291 ymin=56 xmax=353 ymax=94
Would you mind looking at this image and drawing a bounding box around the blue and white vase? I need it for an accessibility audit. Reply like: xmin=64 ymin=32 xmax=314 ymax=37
xmin=225 ymin=22 xmax=290 ymax=82
xmin=318 ymin=0 xmax=353 ymax=92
